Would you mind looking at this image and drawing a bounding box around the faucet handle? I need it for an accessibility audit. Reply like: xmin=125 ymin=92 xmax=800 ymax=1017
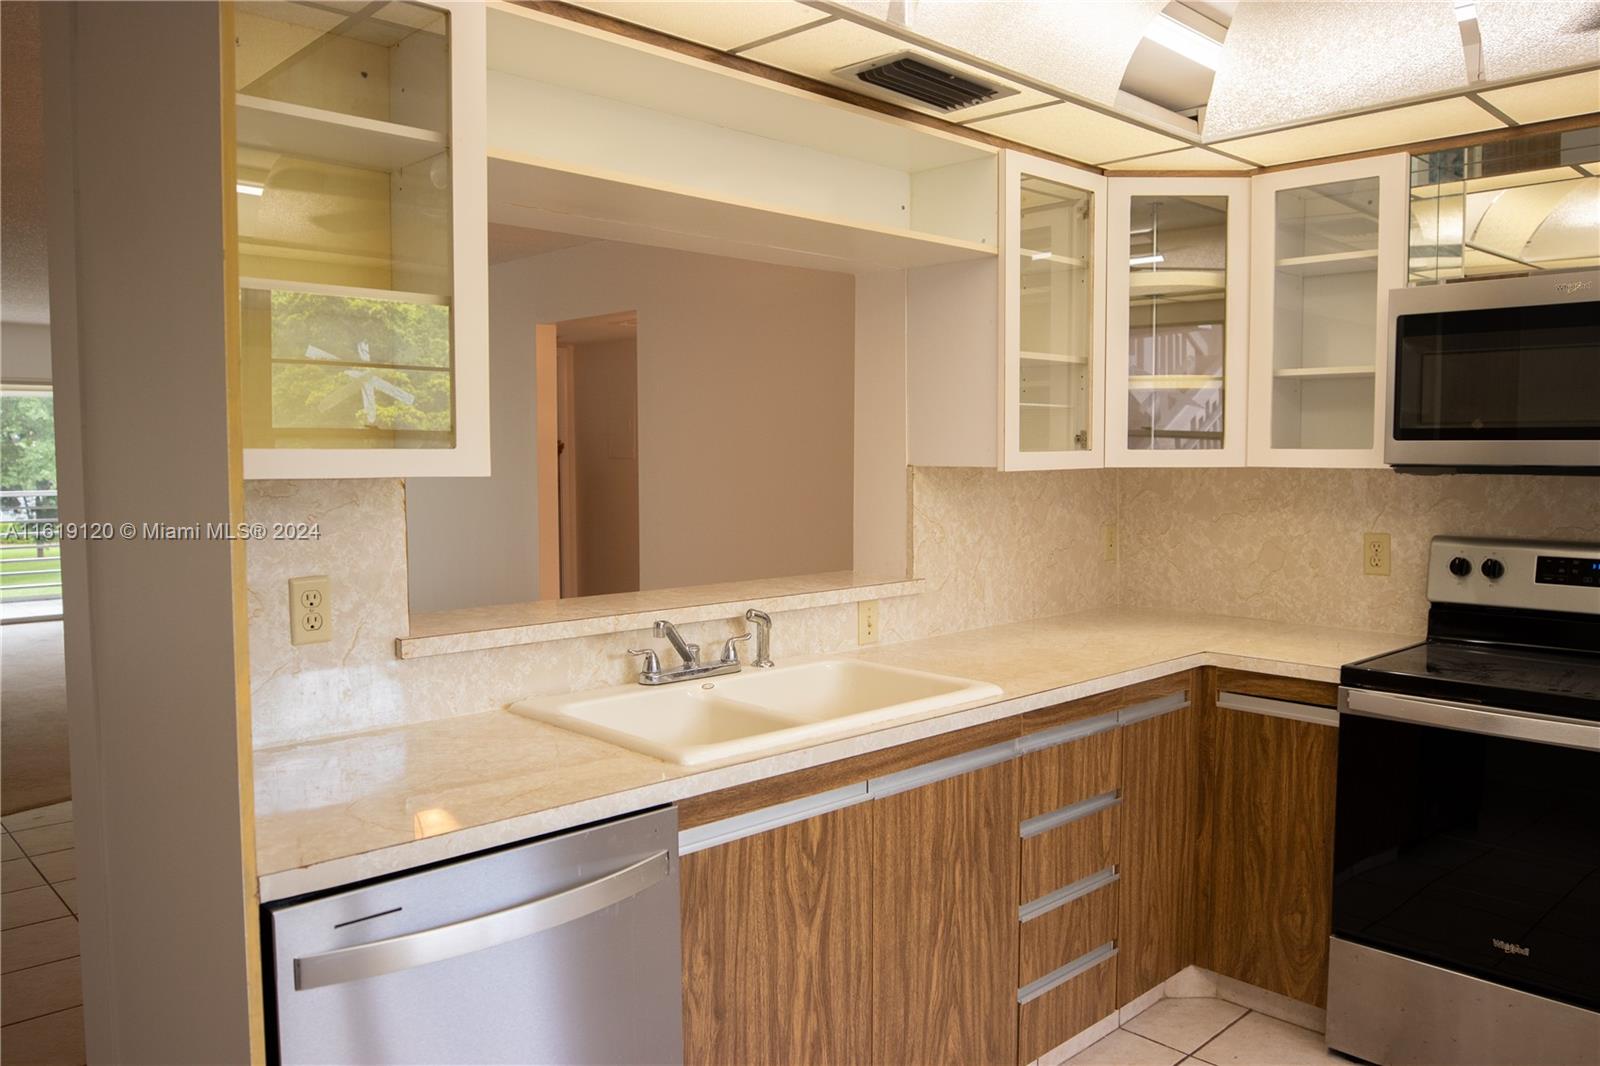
xmin=719 ymin=632 xmax=751 ymax=665
xmin=626 ymin=647 xmax=662 ymax=678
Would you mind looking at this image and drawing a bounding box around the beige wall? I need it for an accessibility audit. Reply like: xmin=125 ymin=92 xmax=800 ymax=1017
xmin=406 ymin=240 xmax=855 ymax=612
xmin=1 ymin=321 xmax=52 ymax=385
xmin=1118 ymin=468 xmax=1600 ymax=634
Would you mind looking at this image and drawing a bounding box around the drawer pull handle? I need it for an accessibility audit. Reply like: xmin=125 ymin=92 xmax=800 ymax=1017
xmin=1018 ymin=941 xmax=1117 ymax=1004
xmin=1020 ymin=866 xmax=1118 ymax=923
xmin=1020 ymin=790 xmax=1119 ymax=840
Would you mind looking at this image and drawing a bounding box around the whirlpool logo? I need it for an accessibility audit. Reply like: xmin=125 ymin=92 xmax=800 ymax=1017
xmin=1492 ymin=938 xmax=1531 ymax=957
xmin=1554 ymin=279 xmax=1591 ymax=295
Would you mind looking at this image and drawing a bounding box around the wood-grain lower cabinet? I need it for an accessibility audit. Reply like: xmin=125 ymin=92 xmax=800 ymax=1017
xmin=680 ymin=803 xmax=872 ymax=1066
xmin=872 ymin=759 xmax=1019 ymax=1066
xmin=1196 ymin=672 xmax=1339 ymax=1007
xmin=1117 ymin=699 xmax=1198 ymax=1004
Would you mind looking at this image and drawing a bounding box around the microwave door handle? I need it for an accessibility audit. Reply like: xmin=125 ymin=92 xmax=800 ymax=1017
xmin=293 ymin=850 xmax=670 ymax=991
xmin=1342 ymin=689 xmax=1600 ymax=752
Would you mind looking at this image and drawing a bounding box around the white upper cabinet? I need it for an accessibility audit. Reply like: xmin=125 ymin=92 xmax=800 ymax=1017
xmin=1002 ymin=152 xmax=1107 ymax=470
xmin=1106 ymin=177 xmax=1251 ymax=467
xmin=1246 ymin=155 xmax=1409 ymax=467
xmin=236 ymin=1 xmax=488 ymax=479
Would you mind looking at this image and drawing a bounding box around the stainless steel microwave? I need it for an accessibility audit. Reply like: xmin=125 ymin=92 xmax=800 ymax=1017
xmin=1386 ymin=269 xmax=1600 ymax=471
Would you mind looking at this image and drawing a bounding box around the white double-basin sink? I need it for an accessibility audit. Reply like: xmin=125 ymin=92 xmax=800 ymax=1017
xmin=512 ymin=659 xmax=1002 ymax=765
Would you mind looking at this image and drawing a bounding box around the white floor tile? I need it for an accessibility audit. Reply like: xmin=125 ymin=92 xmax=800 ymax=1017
xmin=31 ymin=849 xmax=75 ymax=885
xmin=1193 ymin=1011 xmax=1345 ymax=1066
xmin=1 ymin=886 xmax=70 ymax=930
xmin=1066 ymin=1029 xmax=1186 ymax=1066
xmin=1124 ymin=997 xmax=1248 ymax=1054
xmin=12 ymin=822 xmax=74 ymax=858
xmin=2 ymin=857 xmax=45 ymax=893
xmin=2 ymin=803 xmax=72 ymax=834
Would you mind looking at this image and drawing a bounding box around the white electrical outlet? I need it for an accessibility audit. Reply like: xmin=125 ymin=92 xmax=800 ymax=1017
xmin=858 ymin=600 xmax=880 ymax=645
xmin=289 ymin=575 xmax=331 ymax=646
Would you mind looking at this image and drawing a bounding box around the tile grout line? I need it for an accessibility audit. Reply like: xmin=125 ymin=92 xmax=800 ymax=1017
xmin=1179 ymin=1007 xmax=1257 ymax=1066
xmin=0 ymin=1002 xmax=85 ymax=1031
xmin=1121 ymin=999 xmax=1253 ymax=1058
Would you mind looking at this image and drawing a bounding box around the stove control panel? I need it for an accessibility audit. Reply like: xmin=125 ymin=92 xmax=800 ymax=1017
xmin=1429 ymin=537 xmax=1600 ymax=615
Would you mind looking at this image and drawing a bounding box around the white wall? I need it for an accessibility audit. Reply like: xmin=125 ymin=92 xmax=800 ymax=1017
xmin=44 ymin=3 xmax=259 ymax=1060
xmin=408 ymin=240 xmax=855 ymax=612
xmin=1 ymin=320 xmax=52 ymax=385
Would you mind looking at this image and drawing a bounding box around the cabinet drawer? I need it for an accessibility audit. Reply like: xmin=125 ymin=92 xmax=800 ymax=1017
xmin=1021 ymin=803 xmax=1118 ymax=904
xmin=1017 ymin=952 xmax=1117 ymax=1066
xmin=1020 ymin=879 xmax=1118 ymax=987
xmin=1018 ymin=726 xmax=1119 ymax=823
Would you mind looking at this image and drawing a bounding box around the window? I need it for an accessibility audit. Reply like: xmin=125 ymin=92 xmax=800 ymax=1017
xmin=1 ymin=390 xmax=61 ymax=620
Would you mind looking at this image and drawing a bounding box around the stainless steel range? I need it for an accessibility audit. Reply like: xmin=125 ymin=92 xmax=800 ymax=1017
xmin=1328 ymin=536 xmax=1600 ymax=1066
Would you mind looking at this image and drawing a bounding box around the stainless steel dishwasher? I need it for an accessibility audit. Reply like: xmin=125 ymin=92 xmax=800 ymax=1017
xmin=266 ymin=807 xmax=683 ymax=1065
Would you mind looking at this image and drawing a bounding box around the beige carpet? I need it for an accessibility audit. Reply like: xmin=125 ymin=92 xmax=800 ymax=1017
xmin=1 ymin=621 xmax=71 ymax=814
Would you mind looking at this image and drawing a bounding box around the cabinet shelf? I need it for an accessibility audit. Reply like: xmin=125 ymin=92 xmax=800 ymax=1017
xmin=1275 ymin=249 xmax=1379 ymax=276
xmin=489 ymin=151 xmax=997 ymax=274
xmin=1129 ymin=374 xmax=1224 ymax=390
xmin=239 ymin=275 xmax=448 ymax=306
xmin=1019 ymin=402 xmax=1075 ymax=409
xmin=236 ymin=94 xmax=446 ymax=172
xmin=1020 ymin=351 xmax=1089 ymax=365
xmin=1272 ymin=365 xmax=1375 ymax=379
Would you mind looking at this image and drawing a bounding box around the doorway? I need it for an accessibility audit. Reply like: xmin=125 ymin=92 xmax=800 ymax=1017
xmin=537 ymin=311 xmax=640 ymax=598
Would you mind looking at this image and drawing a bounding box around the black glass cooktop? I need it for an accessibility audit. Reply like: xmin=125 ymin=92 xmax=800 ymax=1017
xmin=1343 ymin=640 xmax=1600 ymax=721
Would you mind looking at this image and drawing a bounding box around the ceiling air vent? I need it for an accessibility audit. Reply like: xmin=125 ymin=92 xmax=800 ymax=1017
xmin=841 ymin=52 xmax=1010 ymax=114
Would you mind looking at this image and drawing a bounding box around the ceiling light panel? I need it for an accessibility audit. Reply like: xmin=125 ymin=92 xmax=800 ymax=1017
xmin=741 ymin=17 xmax=1053 ymax=119
xmin=1479 ymin=70 xmax=1600 ymax=125
xmin=1476 ymin=0 xmax=1600 ymax=81
xmin=969 ymin=100 xmax=1188 ymax=165
xmin=1203 ymin=2 xmax=1467 ymax=141
xmin=571 ymin=1 xmax=826 ymax=52
xmin=891 ymin=0 xmax=1168 ymax=106
xmin=1214 ymin=96 xmax=1504 ymax=166
xmin=1144 ymin=15 xmax=1223 ymax=69
xmin=1102 ymin=146 xmax=1254 ymax=171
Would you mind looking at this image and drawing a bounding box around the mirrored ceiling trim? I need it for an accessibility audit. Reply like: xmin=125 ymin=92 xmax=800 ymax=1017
xmin=569 ymin=0 xmax=832 ymax=54
xmin=1101 ymin=145 xmax=1255 ymax=173
xmin=1476 ymin=0 xmax=1600 ymax=82
xmin=1202 ymin=1 xmax=1468 ymax=141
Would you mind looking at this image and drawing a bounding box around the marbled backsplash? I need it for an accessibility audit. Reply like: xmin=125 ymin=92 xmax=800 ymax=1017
xmin=1118 ymin=469 xmax=1600 ymax=634
xmin=246 ymin=466 xmax=1599 ymax=747
xmin=245 ymin=467 xmax=1120 ymax=747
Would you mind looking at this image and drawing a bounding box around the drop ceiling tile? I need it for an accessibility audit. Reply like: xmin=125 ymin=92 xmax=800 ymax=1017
xmin=1212 ymin=96 xmax=1504 ymax=167
xmin=1477 ymin=1 xmax=1600 ymax=82
xmin=1479 ymin=70 xmax=1600 ymax=125
xmin=572 ymin=1 xmax=826 ymax=53
xmin=1103 ymin=146 xmax=1254 ymax=172
xmin=969 ymin=101 xmax=1187 ymax=165
xmin=1204 ymin=2 xmax=1467 ymax=140
xmin=742 ymin=17 xmax=1054 ymax=120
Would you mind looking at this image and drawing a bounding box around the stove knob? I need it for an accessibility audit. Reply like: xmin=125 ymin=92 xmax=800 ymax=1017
xmin=1448 ymin=556 xmax=1472 ymax=577
xmin=1481 ymin=558 xmax=1505 ymax=580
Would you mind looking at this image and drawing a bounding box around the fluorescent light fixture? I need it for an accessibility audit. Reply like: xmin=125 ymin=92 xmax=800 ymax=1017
xmin=1454 ymin=1 xmax=1477 ymax=22
xmin=1144 ymin=14 xmax=1223 ymax=70
xmin=1129 ymin=254 xmax=1165 ymax=266
xmin=1028 ymin=250 xmax=1053 ymax=261
xmin=236 ymin=182 xmax=265 ymax=197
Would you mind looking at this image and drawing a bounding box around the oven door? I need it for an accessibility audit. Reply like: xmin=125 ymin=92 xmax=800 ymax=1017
xmin=1334 ymin=688 xmax=1600 ymax=1013
xmin=1384 ymin=271 xmax=1600 ymax=469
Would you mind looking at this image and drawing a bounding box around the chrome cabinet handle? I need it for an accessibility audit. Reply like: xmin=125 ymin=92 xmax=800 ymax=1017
xmin=293 ymin=850 xmax=671 ymax=991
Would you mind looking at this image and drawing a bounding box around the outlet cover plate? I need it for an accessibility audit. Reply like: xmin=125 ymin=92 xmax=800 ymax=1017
xmin=1363 ymin=533 xmax=1391 ymax=577
xmin=858 ymin=600 xmax=880 ymax=645
xmin=289 ymin=575 xmax=331 ymax=646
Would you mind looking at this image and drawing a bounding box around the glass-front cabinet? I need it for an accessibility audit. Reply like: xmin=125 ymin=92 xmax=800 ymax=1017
xmin=1247 ymin=155 xmax=1408 ymax=467
xmin=232 ymin=1 xmax=487 ymax=478
xmin=1002 ymin=152 xmax=1107 ymax=469
xmin=1106 ymin=177 xmax=1250 ymax=466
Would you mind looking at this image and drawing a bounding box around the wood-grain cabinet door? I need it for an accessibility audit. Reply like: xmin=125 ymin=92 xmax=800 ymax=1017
xmin=873 ymin=760 xmax=1019 ymax=1066
xmin=1117 ymin=703 xmax=1197 ymax=1004
xmin=680 ymin=803 xmax=873 ymax=1066
xmin=1196 ymin=700 xmax=1338 ymax=1006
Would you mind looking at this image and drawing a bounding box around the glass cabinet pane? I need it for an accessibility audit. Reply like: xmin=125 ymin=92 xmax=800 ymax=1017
xmin=1125 ymin=195 xmax=1227 ymax=450
xmin=1270 ymin=177 xmax=1380 ymax=450
xmin=1017 ymin=173 xmax=1094 ymax=454
xmin=234 ymin=1 xmax=455 ymax=451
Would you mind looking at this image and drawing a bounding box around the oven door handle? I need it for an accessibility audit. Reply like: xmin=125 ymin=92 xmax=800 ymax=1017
xmin=1341 ymin=688 xmax=1600 ymax=752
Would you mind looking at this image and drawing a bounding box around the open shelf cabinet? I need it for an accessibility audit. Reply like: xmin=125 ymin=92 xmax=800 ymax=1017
xmin=233 ymin=0 xmax=487 ymax=478
xmin=1247 ymin=154 xmax=1408 ymax=468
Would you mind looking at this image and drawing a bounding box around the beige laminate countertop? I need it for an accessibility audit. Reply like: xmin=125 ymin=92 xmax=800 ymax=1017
xmin=253 ymin=607 xmax=1417 ymax=901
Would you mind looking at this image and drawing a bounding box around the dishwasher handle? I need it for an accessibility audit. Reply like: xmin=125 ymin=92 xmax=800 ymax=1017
xmin=294 ymin=850 xmax=671 ymax=991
